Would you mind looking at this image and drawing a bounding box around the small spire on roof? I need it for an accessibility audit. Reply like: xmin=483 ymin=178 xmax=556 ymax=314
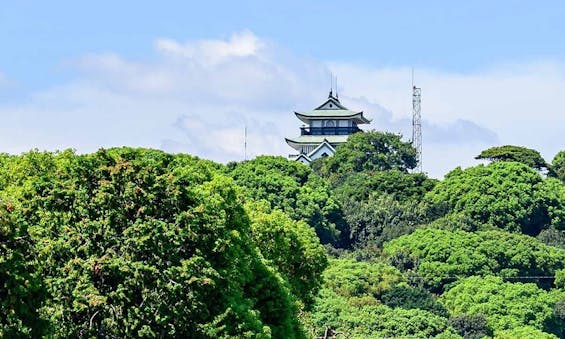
xmin=335 ymin=76 xmax=339 ymax=100
xmin=329 ymin=72 xmax=334 ymax=98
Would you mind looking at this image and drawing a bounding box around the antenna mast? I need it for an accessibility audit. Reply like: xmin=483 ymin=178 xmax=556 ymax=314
xmin=335 ymin=76 xmax=338 ymax=99
xmin=412 ymin=80 xmax=422 ymax=173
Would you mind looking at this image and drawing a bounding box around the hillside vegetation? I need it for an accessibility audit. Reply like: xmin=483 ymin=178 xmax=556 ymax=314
xmin=1 ymin=132 xmax=564 ymax=338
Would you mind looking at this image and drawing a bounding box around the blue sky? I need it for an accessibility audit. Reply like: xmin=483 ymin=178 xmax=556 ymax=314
xmin=1 ymin=1 xmax=564 ymax=177
xmin=3 ymin=1 xmax=564 ymax=80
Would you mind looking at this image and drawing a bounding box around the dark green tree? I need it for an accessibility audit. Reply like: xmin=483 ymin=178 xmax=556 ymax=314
xmin=304 ymin=260 xmax=457 ymax=338
xmin=1 ymin=194 xmax=47 ymax=337
xmin=316 ymin=131 xmax=417 ymax=179
xmin=0 ymin=148 xmax=309 ymax=338
xmin=384 ymin=228 xmax=565 ymax=291
xmin=246 ymin=201 xmax=328 ymax=307
xmin=227 ymin=156 xmax=348 ymax=246
xmin=537 ymin=227 xmax=565 ymax=249
xmin=475 ymin=145 xmax=548 ymax=171
xmin=331 ymin=169 xmax=437 ymax=204
xmin=425 ymin=162 xmax=563 ymax=235
xmin=343 ymin=194 xmax=427 ymax=248
xmin=440 ymin=276 xmax=564 ymax=336
xmin=447 ymin=314 xmax=493 ymax=339
xmin=381 ymin=284 xmax=449 ymax=317
xmin=552 ymin=150 xmax=565 ymax=181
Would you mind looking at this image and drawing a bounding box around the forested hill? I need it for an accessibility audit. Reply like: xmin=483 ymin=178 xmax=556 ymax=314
xmin=1 ymin=133 xmax=565 ymax=338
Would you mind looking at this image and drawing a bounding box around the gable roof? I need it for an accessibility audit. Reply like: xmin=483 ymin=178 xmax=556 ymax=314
xmin=295 ymin=153 xmax=312 ymax=163
xmin=294 ymin=93 xmax=371 ymax=124
xmin=314 ymin=96 xmax=347 ymax=110
xmin=308 ymin=139 xmax=336 ymax=158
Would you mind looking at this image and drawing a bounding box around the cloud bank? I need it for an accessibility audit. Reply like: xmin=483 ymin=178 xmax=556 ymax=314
xmin=0 ymin=31 xmax=563 ymax=177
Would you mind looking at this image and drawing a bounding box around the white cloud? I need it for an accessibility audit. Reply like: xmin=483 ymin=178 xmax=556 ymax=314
xmin=0 ymin=31 xmax=563 ymax=178
xmin=155 ymin=30 xmax=264 ymax=66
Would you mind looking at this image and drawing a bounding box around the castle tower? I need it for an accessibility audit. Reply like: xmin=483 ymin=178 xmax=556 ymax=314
xmin=286 ymin=91 xmax=371 ymax=164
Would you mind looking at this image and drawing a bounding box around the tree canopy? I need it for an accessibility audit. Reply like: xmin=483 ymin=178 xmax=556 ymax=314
xmin=343 ymin=194 xmax=427 ymax=248
xmin=245 ymin=201 xmax=328 ymax=307
xmin=424 ymin=162 xmax=564 ymax=235
xmin=331 ymin=169 xmax=437 ymax=204
xmin=315 ymin=131 xmax=417 ymax=178
xmin=441 ymin=276 xmax=564 ymax=336
xmin=304 ymin=259 xmax=457 ymax=338
xmin=2 ymin=136 xmax=564 ymax=338
xmin=0 ymin=148 xmax=327 ymax=338
xmin=552 ymin=150 xmax=565 ymax=182
xmin=475 ymin=145 xmax=548 ymax=171
xmin=226 ymin=156 xmax=348 ymax=246
xmin=385 ymin=228 xmax=565 ymax=291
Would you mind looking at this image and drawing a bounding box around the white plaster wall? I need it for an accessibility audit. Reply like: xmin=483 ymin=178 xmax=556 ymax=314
xmin=309 ymin=144 xmax=335 ymax=160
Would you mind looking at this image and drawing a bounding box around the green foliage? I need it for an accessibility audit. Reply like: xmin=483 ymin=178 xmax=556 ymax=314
xmin=316 ymin=131 xmax=417 ymax=178
xmin=495 ymin=326 xmax=558 ymax=339
xmin=1 ymin=192 xmax=47 ymax=337
xmin=476 ymin=145 xmax=548 ymax=170
xmin=344 ymin=194 xmax=428 ymax=248
xmin=246 ymin=202 xmax=328 ymax=307
xmin=551 ymin=150 xmax=565 ymax=182
xmin=312 ymin=132 xmax=434 ymax=250
xmin=331 ymin=169 xmax=437 ymax=204
xmin=537 ymin=178 xmax=565 ymax=230
xmin=554 ymin=269 xmax=565 ymax=289
xmin=424 ymin=162 xmax=561 ymax=235
xmin=307 ymin=289 xmax=455 ymax=338
xmin=305 ymin=259 xmax=456 ymax=338
xmin=3 ymin=139 xmax=565 ymax=337
xmin=0 ymin=148 xmax=310 ymax=338
xmin=440 ymin=276 xmax=564 ymax=335
xmin=447 ymin=314 xmax=493 ymax=339
xmin=332 ymin=305 xmax=453 ymax=339
xmin=320 ymin=259 xmax=405 ymax=300
xmin=553 ymin=299 xmax=565 ymax=321
xmin=537 ymin=227 xmax=565 ymax=249
xmin=227 ymin=156 xmax=347 ymax=246
xmin=381 ymin=284 xmax=449 ymax=317
xmin=426 ymin=213 xmax=490 ymax=232
xmin=384 ymin=229 xmax=565 ymax=291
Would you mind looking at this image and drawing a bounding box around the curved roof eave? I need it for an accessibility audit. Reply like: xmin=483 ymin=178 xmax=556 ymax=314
xmin=285 ymin=138 xmax=302 ymax=150
xmin=294 ymin=111 xmax=370 ymax=124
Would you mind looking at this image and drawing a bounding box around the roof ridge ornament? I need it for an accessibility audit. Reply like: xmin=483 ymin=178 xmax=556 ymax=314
xmin=329 ymin=72 xmax=333 ymax=98
xmin=327 ymin=75 xmax=340 ymax=102
xmin=335 ymin=76 xmax=339 ymax=101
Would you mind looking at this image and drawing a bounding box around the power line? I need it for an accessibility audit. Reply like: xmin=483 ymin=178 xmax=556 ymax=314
xmin=405 ymin=275 xmax=556 ymax=280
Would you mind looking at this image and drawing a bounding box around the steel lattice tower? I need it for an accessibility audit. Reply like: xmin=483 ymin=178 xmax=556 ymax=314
xmin=412 ymin=86 xmax=422 ymax=173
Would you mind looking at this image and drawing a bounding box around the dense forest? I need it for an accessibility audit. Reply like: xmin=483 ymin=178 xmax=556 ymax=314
xmin=1 ymin=131 xmax=565 ymax=338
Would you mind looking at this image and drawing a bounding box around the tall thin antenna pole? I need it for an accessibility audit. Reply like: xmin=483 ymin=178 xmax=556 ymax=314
xmin=412 ymin=79 xmax=423 ymax=173
xmin=335 ymin=76 xmax=338 ymax=99
xmin=244 ymin=125 xmax=248 ymax=161
xmin=330 ymin=72 xmax=333 ymax=96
